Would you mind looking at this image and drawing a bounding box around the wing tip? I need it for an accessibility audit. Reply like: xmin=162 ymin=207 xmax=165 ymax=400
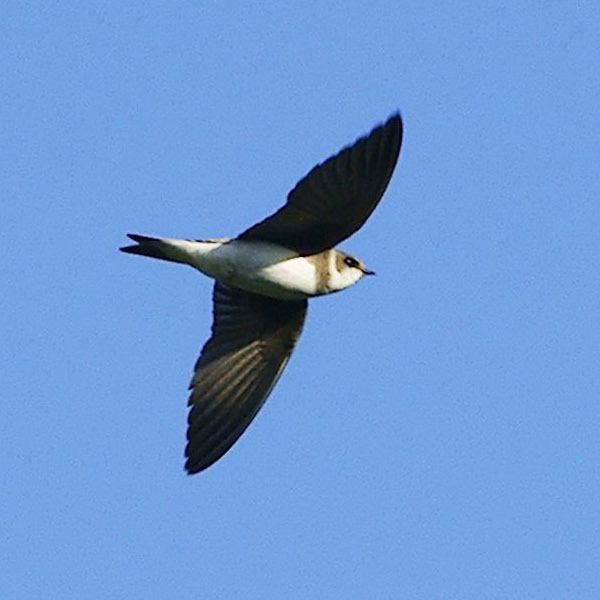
xmin=184 ymin=446 xmax=223 ymax=475
xmin=382 ymin=110 xmax=403 ymax=148
xmin=184 ymin=460 xmax=204 ymax=475
xmin=385 ymin=110 xmax=401 ymax=126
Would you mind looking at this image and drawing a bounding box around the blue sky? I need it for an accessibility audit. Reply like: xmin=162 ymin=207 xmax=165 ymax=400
xmin=3 ymin=2 xmax=600 ymax=598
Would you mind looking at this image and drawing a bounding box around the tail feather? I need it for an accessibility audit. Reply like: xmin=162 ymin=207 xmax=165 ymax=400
xmin=119 ymin=233 xmax=187 ymax=264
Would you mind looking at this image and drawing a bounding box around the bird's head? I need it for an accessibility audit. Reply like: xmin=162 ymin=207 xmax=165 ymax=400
xmin=328 ymin=250 xmax=375 ymax=291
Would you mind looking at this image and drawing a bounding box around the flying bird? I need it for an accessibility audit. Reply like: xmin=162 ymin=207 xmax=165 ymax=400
xmin=121 ymin=113 xmax=403 ymax=474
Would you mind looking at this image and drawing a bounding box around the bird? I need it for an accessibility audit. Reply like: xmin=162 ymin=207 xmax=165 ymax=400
xmin=120 ymin=112 xmax=403 ymax=474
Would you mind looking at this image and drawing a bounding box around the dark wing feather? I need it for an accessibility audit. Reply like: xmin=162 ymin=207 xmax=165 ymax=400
xmin=237 ymin=113 xmax=403 ymax=255
xmin=185 ymin=282 xmax=307 ymax=474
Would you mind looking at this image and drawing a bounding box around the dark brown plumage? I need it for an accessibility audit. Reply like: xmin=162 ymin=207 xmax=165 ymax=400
xmin=238 ymin=113 xmax=402 ymax=255
xmin=185 ymin=283 xmax=307 ymax=474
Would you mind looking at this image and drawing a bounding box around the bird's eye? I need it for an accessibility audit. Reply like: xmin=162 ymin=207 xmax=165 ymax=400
xmin=344 ymin=256 xmax=359 ymax=268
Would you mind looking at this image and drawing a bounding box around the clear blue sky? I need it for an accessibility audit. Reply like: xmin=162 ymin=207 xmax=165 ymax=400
xmin=3 ymin=3 xmax=600 ymax=598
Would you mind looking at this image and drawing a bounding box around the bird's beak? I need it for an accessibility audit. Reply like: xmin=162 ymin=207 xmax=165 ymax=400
xmin=362 ymin=268 xmax=376 ymax=276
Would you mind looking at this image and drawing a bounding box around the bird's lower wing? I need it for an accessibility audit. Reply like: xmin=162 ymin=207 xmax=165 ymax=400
xmin=237 ymin=113 xmax=402 ymax=255
xmin=185 ymin=282 xmax=307 ymax=474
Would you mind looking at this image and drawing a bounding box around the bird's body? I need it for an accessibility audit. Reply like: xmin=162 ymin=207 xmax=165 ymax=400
xmin=129 ymin=236 xmax=364 ymax=300
xmin=121 ymin=113 xmax=403 ymax=473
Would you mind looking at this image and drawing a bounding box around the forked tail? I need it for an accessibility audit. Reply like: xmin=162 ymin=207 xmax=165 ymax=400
xmin=119 ymin=234 xmax=189 ymax=264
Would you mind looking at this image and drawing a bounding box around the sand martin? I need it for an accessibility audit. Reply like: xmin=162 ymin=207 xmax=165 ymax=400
xmin=121 ymin=113 xmax=403 ymax=473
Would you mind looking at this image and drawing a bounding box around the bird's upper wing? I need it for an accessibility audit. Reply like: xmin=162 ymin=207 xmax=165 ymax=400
xmin=237 ymin=113 xmax=403 ymax=255
xmin=185 ymin=282 xmax=307 ymax=474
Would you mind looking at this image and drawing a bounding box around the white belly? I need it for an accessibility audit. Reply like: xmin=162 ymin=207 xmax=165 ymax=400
xmin=185 ymin=239 xmax=319 ymax=299
xmin=253 ymin=257 xmax=320 ymax=299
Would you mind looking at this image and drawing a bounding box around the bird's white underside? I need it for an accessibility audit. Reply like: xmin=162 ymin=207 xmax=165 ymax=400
xmin=157 ymin=237 xmax=362 ymax=300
